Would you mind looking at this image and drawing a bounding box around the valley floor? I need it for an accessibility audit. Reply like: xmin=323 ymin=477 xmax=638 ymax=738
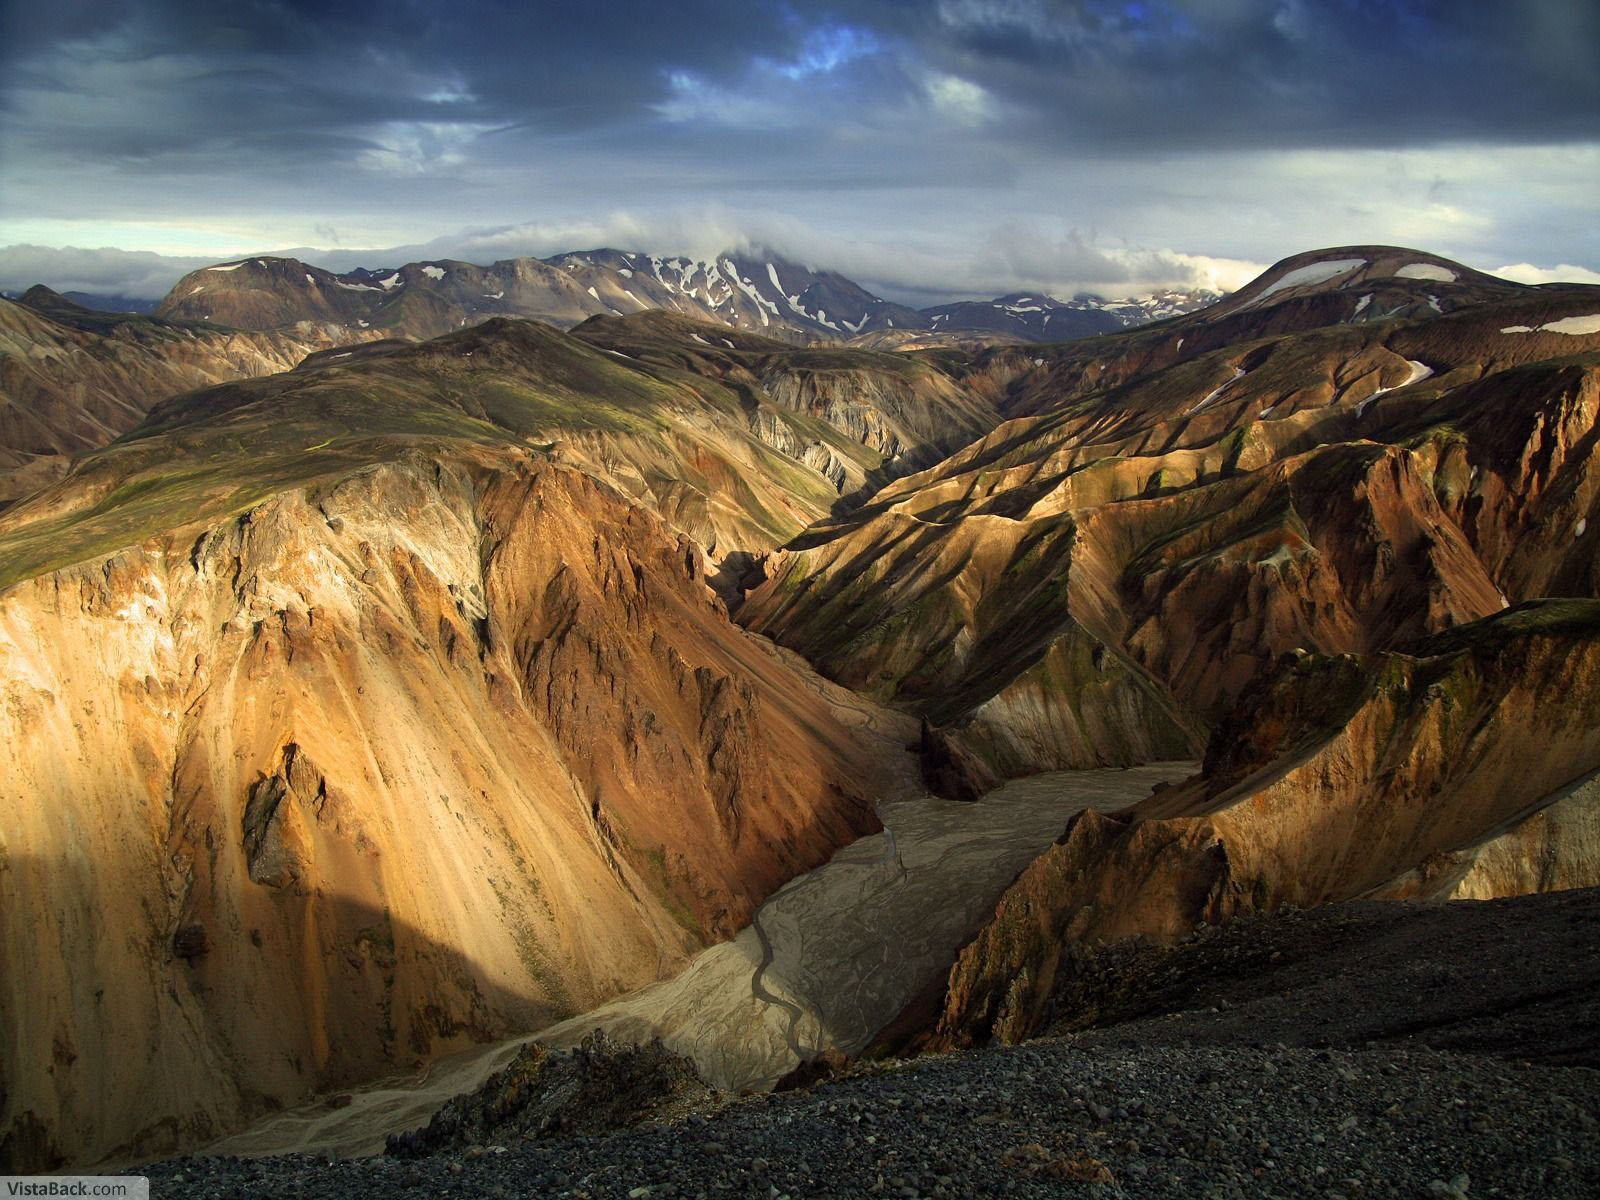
xmin=146 ymin=887 xmax=1600 ymax=1199
xmin=188 ymin=765 xmax=1193 ymax=1160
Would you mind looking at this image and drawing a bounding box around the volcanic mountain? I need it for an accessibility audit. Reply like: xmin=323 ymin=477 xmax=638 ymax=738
xmin=152 ymin=249 xmax=1219 ymax=344
xmin=0 ymin=288 xmax=371 ymax=503
xmin=733 ymin=246 xmax=1600 ymax=1048
xmin=2 ymin=243 xmax=1597 ymax=1172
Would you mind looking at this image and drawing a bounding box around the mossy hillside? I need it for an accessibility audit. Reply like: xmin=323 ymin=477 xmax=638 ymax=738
xmin=765 ymin=346 xmax=931 ymax=379
xmin=0 ymin=318 xmax=803 ymax=591
xmin=0 ymin=437 xmax=387 ymax=591
xmin=1411 ymin=597 xmax=1600 ymax=660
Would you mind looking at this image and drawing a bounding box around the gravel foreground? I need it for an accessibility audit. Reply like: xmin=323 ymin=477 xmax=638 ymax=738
xmin=146 ymin=889 xmax=1600 ymax=1199
xmin=147 ymin=1038 xmax=1598 ymax=1199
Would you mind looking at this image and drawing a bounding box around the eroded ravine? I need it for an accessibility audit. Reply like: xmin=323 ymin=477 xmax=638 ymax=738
xmin=196 ymin=761 xmax=1194 ymax=1161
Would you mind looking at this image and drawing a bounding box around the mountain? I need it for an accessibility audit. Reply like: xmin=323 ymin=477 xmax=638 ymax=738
xmin=0 ymin=309 xmax=1008 ymax=1167
xmin=733 ymin=243 xmax=1600 ymax=1044
xmin=4 ymin=242 xmax=1599 ymax=1171
xmin=922 ymin=288 xmax=1219 ymax=341
xmin=919 ymin=600 xmax=1600 ymax=1050
xmin=738 ymin=248 xmax=1597 ymax=767
xmin=153 ymin=249 xmax=1222 ymax=345
xmin=153 ymin=250 xmax=926 ymax=343
xmin=0 ymin=288 xmax=367 ymax=503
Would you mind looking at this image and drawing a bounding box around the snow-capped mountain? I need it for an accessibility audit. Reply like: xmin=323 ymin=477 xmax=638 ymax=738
xmin=922 ymin=288 xmax=1221 ymax=341
xmin=155 ymin=249 xmax=1222 ymax=344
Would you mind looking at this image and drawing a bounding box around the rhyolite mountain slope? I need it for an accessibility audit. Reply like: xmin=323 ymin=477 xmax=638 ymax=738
xmin=916 ymin=600 xmax=1600 ymax=1050
xmin=732 ymin=246 xmax=1600 ymax=1051
xmin=152 ymin=248 xmax=1222 ymax=344
xmin=0 ymin=312 xmax=989 ymax=1169
xmin=738 ymin=250 xmax=1599 ymax=773
xmin=0 ymin=312 xmax=998 ymax=592
xmin=950 ymin=244 xmax=1538 ymax=424
xmin=0 ymin=289 xmax=368 ymax=502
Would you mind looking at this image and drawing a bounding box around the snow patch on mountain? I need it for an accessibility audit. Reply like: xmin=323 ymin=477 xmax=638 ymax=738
xmin=1395 ymin=263 xmax=1457 ymax=282
xmin=1186 ymin=367 xmax=1246 ymax=414
xmin=1501 ymin=315 xmax=1600 ymax=335
xmin=1249 ymin=258 xmax=1366 ymax=306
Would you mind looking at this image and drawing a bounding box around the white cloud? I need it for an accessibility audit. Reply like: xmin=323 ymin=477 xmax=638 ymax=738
xmin=1168 ymin=252 xmax=1269 ymax=294
xmin=0 ymin=244 xmax=218 ymax=297
xmin=354 ymin=121 xmax=497 ymax=176
xmin=1491 ymin=262 xmax=1600 ymax=286
xmin=923 ymin=73 xmax=995 ymax=127
xmin=651 ymin=71 xmax=792 ymax=128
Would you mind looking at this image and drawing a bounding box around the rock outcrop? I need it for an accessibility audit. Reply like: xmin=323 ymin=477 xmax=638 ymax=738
xmin=916 ymin=600 xmax=1600 ymax=1050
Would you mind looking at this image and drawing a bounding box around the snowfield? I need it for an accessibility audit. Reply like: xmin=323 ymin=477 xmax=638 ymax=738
xmin=1395 ymin=263 xmax=1458 ymax=282
xmin=1249 ymin=258 xmax=1366 ymax=305
xmin=1501 ymin=314 xmax=1600 ymax=336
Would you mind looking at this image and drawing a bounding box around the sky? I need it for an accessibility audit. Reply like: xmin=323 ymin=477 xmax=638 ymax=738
xmin=1 ymin=0 xmax=1597 ymax=303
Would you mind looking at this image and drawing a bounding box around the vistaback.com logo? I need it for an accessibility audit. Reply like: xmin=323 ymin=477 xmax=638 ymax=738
xmin=3 ymin=1179 xmax=148 ymax=1199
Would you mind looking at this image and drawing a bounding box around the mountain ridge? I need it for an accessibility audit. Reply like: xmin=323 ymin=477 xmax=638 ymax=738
xmin=149 ymin=247 xmax=1221 ymax=344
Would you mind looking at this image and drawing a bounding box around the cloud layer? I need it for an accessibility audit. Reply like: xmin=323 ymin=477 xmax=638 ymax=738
xmin=2 ymin=1 xmax=1596 ymax=298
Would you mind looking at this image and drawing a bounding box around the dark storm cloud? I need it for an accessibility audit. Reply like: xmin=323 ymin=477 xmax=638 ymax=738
xmin=902 ymin=0 xmax=1600 ymax=151
xmin=1 ymin=1 xmax=1595 ymax=299
xmin=8 ymin=1 xmax=1595 ymax=177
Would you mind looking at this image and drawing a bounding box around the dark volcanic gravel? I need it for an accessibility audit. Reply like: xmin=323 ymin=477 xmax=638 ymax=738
xmin=147 ymin=1040 xmax=1599 ymax=1199
xmin=145 ymin=889 xmax=1600 ymax=1199
xmin=1048 ymin=887 xmax=1600 ymax=1068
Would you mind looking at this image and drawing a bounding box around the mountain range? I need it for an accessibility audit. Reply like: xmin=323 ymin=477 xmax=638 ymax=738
xmin=152 ymin=248 xmax=1220 ymax=343
xmin=1 ymin=242 xmax=1597 ymax=1172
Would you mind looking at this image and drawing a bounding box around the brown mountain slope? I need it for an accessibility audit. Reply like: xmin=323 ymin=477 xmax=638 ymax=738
xmin=955 ymin=245 xmax=1536 ymax=423
xmin=0 ymin=315 xmax=997 ymax=599
xmin=0 ymin=374 xmax=909 ymax=1168
xmin=738 ymin=288 xmax=1600 ymax=771
xmin=0 ymin=292 xmax=359 ymax=496
xmin=569 ymin=311 xmax=998 ymax=499
xmin=914 ymin=599 xmax=1600 ymax=1050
